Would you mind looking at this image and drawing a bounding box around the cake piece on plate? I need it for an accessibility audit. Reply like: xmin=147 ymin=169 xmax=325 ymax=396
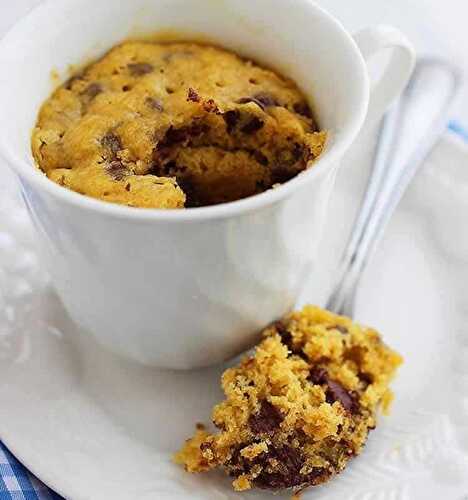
xmin=175 ymin=305 xmax=402 ymax=494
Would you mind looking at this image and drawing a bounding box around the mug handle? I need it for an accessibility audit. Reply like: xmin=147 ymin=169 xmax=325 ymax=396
xmin=353 ymin=25 xmax=416 ymax=125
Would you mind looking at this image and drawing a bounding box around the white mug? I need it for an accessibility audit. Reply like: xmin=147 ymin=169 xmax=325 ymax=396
xmin=0 ymin=0 xmax=414 ymax=369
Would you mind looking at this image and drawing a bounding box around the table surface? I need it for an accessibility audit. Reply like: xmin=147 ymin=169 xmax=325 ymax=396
xmin=0 ymin=1 xmax=466 ymax=499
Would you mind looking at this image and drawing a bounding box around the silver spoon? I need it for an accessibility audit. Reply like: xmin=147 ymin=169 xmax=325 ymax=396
xmin=326 ymin=58 xmax=463 ymax=317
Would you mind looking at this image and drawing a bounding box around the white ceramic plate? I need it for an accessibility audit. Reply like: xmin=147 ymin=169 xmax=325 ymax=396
xmin=1 ymin=127 xmax=468 ymax=499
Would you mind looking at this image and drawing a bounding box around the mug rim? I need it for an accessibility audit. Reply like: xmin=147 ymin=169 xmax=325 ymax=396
xmin=0 ymin=0 xmax=369 ymax=222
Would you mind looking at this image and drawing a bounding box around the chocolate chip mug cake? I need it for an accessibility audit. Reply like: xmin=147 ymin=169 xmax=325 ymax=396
xmin=32 ymin=41 xmax=326 ymax=208
xmin=175 ymin=306 xmax=402 ymax=494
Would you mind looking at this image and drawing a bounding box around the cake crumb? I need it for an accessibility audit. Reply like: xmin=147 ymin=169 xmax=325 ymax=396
xmin=175 ymin=305 xmax=402 ymax=493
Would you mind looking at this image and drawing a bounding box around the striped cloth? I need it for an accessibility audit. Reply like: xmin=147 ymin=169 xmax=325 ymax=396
xmin=0 ymin=443 xmax=62 ymax=500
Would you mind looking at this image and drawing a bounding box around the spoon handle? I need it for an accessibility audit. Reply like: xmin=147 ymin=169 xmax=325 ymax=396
xmin=326 ymin=58 xmax=463 ymax=317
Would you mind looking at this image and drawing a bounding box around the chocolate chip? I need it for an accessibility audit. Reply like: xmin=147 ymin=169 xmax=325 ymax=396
xmin=176 ymin=176 xmax=202 ymax=208
xmin=223 ymin=110 xmax=240 ymax=133
xmin=150 ymin=160 xmax=176 ymax=177
xmin=253 ymin=151 xmax=269 ymax=166
xmin=293 ymin=101 xmax=313 ymax=118
xmin=187 ymin=87 xmax=200 ymax=102
xmin=157 ymin=123 xmax=209 ymax=150
xmin=271 ymin=167 xmax=296 ymax=184
xmin=308 ymin=367 xmax=328 ymax=385
xmin=146 ymin=97 xmax=164 ymax=112
xmin=292 ymin=143 xmax=304 ymax=161
xmin=248 ymin=400 xmax=283 ymax=435
xmin=185 ymin=123 xmax=209 ymax=138
xmin=101 ymin=132 xmax=122 ymax=154
xmin=106 ymin=159 xmax=128 ymax=181
xmin=255 ymin=92 xmax=279 ymax=107
xmin=128 ymin=62 xmax=154 ymax=76
xmin=256 ymin=180 xmax=266 ymax=191
xmin=81 ymin=82 xmax=102 ymax=99
xmin=125 ymin=183 xmax=131 ymax=192
xmin=274 ymin=320 xmax=289 ymax=335
xmin=253 ymin=445 xmax=327 ymax=490
xmin=359 ymin=373 xmax=373 ymax=386
xmin=274 ymin=321 xmax=308 ymax=358
xmin=227 ymin=439 xmax=330 ymax=491
xmin=326 ymin=380 xmax=360 ymax=413
xmin=241 ymin=116 xmax=264 ymax=134
xmin=274 ymin=320 xmax=292 ymax=345
xmin=308 ymin=368 xmax=359 ymax=412
xmin=162 ymin=126 xmax=188 ymax=146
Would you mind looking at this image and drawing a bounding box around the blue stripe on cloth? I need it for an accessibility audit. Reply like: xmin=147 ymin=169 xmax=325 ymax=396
xmin=0 ymin=443 xmax=62 ymax=500
xmin=448 ymin=120 xmax=468 ymax=142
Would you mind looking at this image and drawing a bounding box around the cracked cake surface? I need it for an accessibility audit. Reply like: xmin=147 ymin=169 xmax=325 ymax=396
xmin=174 ymin=306 xmax=402 ymax=493
xmin=32 ymin=41 xmax=326 ymax=208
